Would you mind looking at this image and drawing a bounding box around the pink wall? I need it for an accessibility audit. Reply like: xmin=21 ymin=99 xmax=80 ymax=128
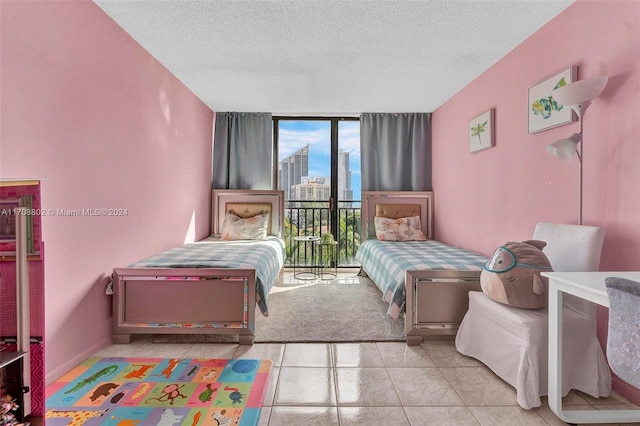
xmin=432 ymin=0 xmax=639 ymax=404
xmin=0 ymin=1 xmax=214 ymax=384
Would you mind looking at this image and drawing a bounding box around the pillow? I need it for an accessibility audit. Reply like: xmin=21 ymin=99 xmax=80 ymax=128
xmin=374 ymin=215 xmax=427 ymax=241
xmin=220 ymin=212 xmax=269 ymax=240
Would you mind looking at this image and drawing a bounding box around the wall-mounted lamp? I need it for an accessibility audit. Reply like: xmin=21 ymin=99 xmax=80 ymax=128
xmin=545 ymin=76 xmax=608 ymax=225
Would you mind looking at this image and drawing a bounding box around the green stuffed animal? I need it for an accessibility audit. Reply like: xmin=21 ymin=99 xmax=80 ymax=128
xmin=481 ymin=240 xmax=554 ymax=309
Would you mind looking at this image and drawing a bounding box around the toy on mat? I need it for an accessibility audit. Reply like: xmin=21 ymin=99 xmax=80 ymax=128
xmin=0 ymin=393 xmax=29 ymax=426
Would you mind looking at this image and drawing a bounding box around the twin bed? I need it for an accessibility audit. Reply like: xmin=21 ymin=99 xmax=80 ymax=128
xmin=111 ymin=190 xmax=286 ymax=345
xmin=111 ymin=189 xmax=487 ymax=346
xmin=356 ymin=191 xmax=487 ymax=345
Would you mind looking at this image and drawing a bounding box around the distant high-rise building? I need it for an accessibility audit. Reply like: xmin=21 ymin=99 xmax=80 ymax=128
xmin=338 ymin=150 xmax=353 ymax=201
xmin=279 ymin=145 xmax=353 ymax=202
xmin=292 ymin=177 xmax=330 ymax=201
xmin=278 ymin=144 xmax=309 ymax=199
xmin=301 ymin=176 xmax=326 ymax=185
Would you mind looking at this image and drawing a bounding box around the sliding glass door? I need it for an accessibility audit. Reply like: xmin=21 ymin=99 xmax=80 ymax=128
xmin=336 ymin=120 xmax=361 ymax=266
xmin=274 ymin=117 xmax=360 ymax=267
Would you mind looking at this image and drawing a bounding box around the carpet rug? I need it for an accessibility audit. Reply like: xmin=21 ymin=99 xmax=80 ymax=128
xmin=45 ymin=356 xmax=272 ymax=425
xmin=154 ymin=277 xmax=406 ymax=344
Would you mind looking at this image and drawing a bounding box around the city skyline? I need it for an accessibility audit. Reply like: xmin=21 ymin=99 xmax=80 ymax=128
xmin=277 ymin=120 xmax=361 ymax=201
xmin=278 ymin=144 xmax=355 ymax=201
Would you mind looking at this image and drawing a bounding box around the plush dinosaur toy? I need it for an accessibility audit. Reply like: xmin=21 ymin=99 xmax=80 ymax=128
xmin=481 ymin=240 xmax=553 ymax=309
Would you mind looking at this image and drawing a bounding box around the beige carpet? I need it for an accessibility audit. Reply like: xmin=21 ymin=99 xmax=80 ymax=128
xmin=154 ymin=276 xmax=406 ymax=343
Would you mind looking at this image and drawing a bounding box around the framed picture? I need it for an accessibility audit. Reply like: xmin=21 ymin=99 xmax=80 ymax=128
xmin=528 ymin=66 xmax=577 ymax=134
xmin=469 ymin=109 xmax=494 ymax=153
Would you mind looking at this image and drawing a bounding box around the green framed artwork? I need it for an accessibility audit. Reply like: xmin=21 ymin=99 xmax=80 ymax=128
xmin=528 ymin=66 xmax=577 ymax=134
xmin=469 ymin=109 xmax=494 ymax=153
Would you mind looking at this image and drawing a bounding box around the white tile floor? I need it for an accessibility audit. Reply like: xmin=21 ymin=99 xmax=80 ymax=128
xmin=88 ymin=272 xmax=639 ymax=425
xmin=92 ymin=338 xmax=638 ymax=425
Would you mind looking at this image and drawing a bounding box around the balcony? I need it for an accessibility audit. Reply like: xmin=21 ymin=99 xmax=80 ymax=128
xmin=284 ymin=200 xmax=361 ymax=268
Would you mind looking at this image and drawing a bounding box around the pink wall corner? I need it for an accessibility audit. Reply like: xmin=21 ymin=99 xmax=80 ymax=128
xmin=0 ymin=0 xmax=214 ymax=383
xmin=432 ymin=0 xmax=640 ymax=404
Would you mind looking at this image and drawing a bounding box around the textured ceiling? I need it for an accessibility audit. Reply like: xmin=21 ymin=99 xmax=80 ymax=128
xmin=94 ymin=0 xmax=574 ymax=115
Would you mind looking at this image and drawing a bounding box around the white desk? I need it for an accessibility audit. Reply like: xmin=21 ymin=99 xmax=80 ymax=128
xmin=542 ymin=271 xmax=640 ymax=424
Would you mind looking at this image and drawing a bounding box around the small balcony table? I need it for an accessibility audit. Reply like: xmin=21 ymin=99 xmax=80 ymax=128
xmin=293 ymin=236 xmax=320 ymax=280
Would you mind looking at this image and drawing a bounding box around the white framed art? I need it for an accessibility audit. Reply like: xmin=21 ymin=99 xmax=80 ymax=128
xmin=528 ymin=66 xmax=577 ymax=134
xmin=469 ymin=109 xmax=494 ymax=153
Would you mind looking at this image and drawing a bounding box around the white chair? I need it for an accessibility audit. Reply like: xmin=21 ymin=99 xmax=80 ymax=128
xmin=455 ymin=222 xmax=611 ymax=409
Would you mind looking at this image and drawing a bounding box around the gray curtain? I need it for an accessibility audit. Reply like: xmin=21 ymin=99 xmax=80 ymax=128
xmin=212 ymin=112 xmax=273 ymax=189
xmin=360 ymin=113 xmax=432 ymax=191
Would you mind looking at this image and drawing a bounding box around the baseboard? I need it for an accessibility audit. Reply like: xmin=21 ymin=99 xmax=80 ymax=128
xmin=45 ymin=335 xmax=112 ymax=386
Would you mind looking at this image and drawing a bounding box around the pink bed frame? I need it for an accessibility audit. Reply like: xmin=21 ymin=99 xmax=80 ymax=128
xmin=361 ymin=191 xmax=482 ymax=346
xmin=111 ymin=189 xmax=284 ymax=345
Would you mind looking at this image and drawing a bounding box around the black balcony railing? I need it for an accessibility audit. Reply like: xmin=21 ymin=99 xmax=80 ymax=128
xmin=284 ymin=200 xmax=361 ymax=267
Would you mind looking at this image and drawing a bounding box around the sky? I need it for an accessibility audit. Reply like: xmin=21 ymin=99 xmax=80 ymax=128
xmin=278 ymin=120 xmax=361 ymax=201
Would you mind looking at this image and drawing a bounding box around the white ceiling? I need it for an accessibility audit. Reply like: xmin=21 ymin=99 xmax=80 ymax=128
xmin=94 ymin=0 xmax=574 ymax=115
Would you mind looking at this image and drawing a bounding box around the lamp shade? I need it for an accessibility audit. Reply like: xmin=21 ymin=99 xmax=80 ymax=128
xmin=546 ymin=133 xmax=582 ymax=161
xmin=553 ymin=76 xmax=608 ymax=106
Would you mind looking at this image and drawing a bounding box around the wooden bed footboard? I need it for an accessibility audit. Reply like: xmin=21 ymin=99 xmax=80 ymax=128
xmin=112 ymin=267 xmax=257 ymax=345
xmin=405 ymin=270 xmax=482 ymax=346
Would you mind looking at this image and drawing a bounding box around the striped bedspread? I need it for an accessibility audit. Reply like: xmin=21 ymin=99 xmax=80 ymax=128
xmin=356 ymin=239 xmax=487 ymax=319
xmin=131 ymin=235 xmax=286 ymax=316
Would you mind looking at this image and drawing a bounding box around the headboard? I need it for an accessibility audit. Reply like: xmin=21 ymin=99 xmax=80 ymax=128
xmin=212 ymin=190 xmax=285 ymax=238
xmin=361 ymin=191 xmax=434 ymax=241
